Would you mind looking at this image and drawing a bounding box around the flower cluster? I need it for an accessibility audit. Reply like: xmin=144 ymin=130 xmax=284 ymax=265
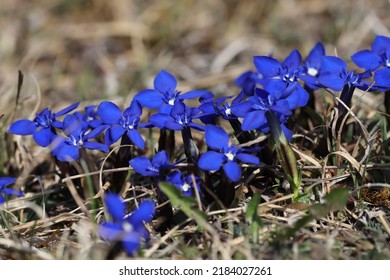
xmin=5 ymin=34 xmax=390 ymax=255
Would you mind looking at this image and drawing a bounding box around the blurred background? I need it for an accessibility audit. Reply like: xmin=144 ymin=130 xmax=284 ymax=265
xmin=0 ymin=0 xmax=389 ymax=118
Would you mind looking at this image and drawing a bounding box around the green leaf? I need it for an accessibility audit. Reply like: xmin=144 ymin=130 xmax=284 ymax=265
xmin=245 ymin=193 xmax=263 ymax=243
xmin=323 ymin=188 xmax=349 ymax=212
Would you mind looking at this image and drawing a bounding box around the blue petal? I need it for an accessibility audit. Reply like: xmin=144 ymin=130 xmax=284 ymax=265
xmin=282 ymin=49 xmax=302 ymax=69
xmin=351 ymin=50 xmax=382 ymax=70
xmin=154 ymin=70 xmax=177 ymax=94
xmin=83 ymin=142 xmax=109 ymax=152
xmin=166 ymin=170 xmax=182 ymax=186
xmin=253 ymin=56 xmax=281 ymax=78
xmin=189 ymin=123 xmax=205 ymax=131
xmin=320 ymin=56 xmax=347 ymax=74
xmin=241 ymin=110 xmax=267 ymax=131
xmin=0 ymin=177 xmax=17 ymax=187
xmin=55 ymin=144 xmax=80 ymax=162
xmin=165 ymin=121 xmax=183 ymax=131
xmin=149 ymin=113 xmax=171 ymax=129
xmin=127 ymin=99 xmax=142 ymax=116
xmin=281 ymin=124 xmax=294 ymax=142
xmin=134 ymin=89 xmax=164 ymax=109
xmin=99 ymin=222 xmax=122 ymax=241
xmin=231 ymin=101 xmax=253 ymax=117
xmin=55 ymin=102 xmax=80 ymax=117
xmin=8 ymin=119 xmax=37 ymax=135
xmin=285 ymin=84 xmax=309 ymax=108
xmin=63 ymin=114 xmax=82 ymax=136
xmin=152 ymin=150 xmax=169 ymax=166
xmin=180 ymin=90 xmax=211 ymax=100
xmin=105 ymin=126 xmax=126 ymax=146
xmin=97 ymin=101 xmax=122 ymax=125
xmin=85 ymin=125 xmax=108 ymax=139
xmin=129 ymin=157 xmax=155 ymax=176
xmin=374 ymin=68 xmax=390 ymax=88
xmin=198 ymin=151 xmax=225 ymax=171
xmin=128 ymin=200 xmax=155 ymax=225
xmin=127 ymin=129 xmax=145 ymax=150
xmin=372 ymin=35 xmax=390 ymax=55
xmin=104 ymin=193 xmax=125 ymax=221
xmin=33 ymin=128 xmax=54 ymax=147
xmin=306 ymin=42 xmax=325 ymax=66
xmin=318 ymin=73 xmax=345 ymax=91
xmin=1 ymin=188 xmax=24 ymax=197
xmin=223 ymin=161 xmax=241 ymax=182
xmin=122 ymin=231 xmax=142 ymax=255
xmin=236 ymin=153 xmax=259 ymax=165
xmin=205 ymin=124 xmax=229 ymax=150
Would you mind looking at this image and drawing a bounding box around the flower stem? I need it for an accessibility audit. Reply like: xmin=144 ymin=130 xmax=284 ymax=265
xmin=111 ymin=133 xmax=132 ymax=193
xmin=266 ymin=111 xmax=301 ymax=202
xmin=229 ymin=118 xmax=254 ymax=144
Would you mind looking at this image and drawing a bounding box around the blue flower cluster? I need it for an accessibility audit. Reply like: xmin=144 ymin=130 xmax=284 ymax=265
xmin=5 ymin=34 xmax=390 ymax=255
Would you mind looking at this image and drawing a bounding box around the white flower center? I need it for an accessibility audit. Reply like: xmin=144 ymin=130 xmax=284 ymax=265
xmin=128 ymin=124 xmax=134 ymax=130
xmin=386 ymin=60 xmax=390 ymax=67
xmin=168 ymin=99 xmax=175 ymax=105
xmin=225 ymin=108 xmax=231 ymax=116
xmin=225 ymin=152 xmax=235 ymax=161
xmin=307 ymin=67 xmax=318 ymax=76
xmin=182 ymin=183 xmax=190 ymax=192
xmin=123 ymin=222 xmax=133 ymax=233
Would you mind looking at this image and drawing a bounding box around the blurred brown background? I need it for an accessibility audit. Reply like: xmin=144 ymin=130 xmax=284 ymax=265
xmin=0 ymin=0 xmax=389 ymax=118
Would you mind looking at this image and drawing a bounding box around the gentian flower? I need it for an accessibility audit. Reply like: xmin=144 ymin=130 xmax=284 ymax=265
xmin=300 ymin=42 xmax=326 ymax=89
xmin=318 ymin=56 xmax=372 ymax=91
xmin=149 ymin=100 xmax=205 ymax=131
xmin=99 ymin=193 xmax=155 ymax=255
xmin=51 ymin=114 xmax=108 ymax=162
xmin=8 ymin=102 xmax=79 ymax=147
xmin=97 ymin=100 xmax=147 ymax=149
xmin=198 ymin=125 xmax=260 ymax=182
xmin=351 ymin=35 xmax=390 ymax=89
xmin=253 ymin=49 xmax=309 ymax=109
xmin=199 ymin=90 xmax=249 ymax=122
xmin=134 ymin=70 xmax=209 ymax=111
xmin=0 ymin=177 xmax=23 ymax=204
xmin=235 ymin=70 xmax=263 ymax=95
xmin=129 ymin=150 xmax=177 ymax=177
xmin=166 ymin=170 xmax=201 ymax=197
xmin=232 ymin=88 xmax=293 ymax=141
xmin=74 ymin=105 xmax=102 ymax=129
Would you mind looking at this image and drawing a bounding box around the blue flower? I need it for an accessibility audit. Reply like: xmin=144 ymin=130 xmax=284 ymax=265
xmin=97 ymin=100 xmax=148 ymax=149
xmin=8 ymin=102 xmax=79 ymax=147
xmin=51 ymin=114 xmax=108 ymax=162
xmin=129 ymin=150 xmax=177 ymax=177
xmin=351 ymin=35 xmax=390 ymax=90
xmin=235 ymin=70 xmax=263 ymax=95
xmin=166 ymin=170 xmax=201 ymax=197
xmin=134 ymin=70 xmax=209 ymax=111
xmin=199 ymin=90 xmax=249 ymax=122
xmin=74 ymin=105 xmax=102 ymax=129
xmin=99 ymin=193 xmax=155 ymax=255
xmin=231 ymin=88 xmax=293 ymax=141
xmin=318 ymin=56 xmax=372 ymax=91
xmin=300 ymin=42 xmax=326 ymax=89
xmin=198 ymin=125 xmax=260 ymax=182
xmin=253 ymin=49 xmax=309 ymax=109
xmin=149 ymin=100 xmax=205 ymax=131
xmin=0 ymin=177 xmax=24 ymax=204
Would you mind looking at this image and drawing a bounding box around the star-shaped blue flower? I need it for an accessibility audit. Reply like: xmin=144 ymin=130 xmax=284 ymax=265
xmin=51 ymin=114 xmax=108 ymax=162
xmin=97 ymin=100 xmax=148 ymax=149
xmin=351 ymin=35 xmax=390 ymax=90
xmin=166 ymin=170 xmax=201 ymax=197
xmin=198 ymin=125 xmax=260 ymax=182
xmin=99 ymin=193 xmax=155 ymax=255
xmin=134 ymin=70 xmax=209 ymax=111
xmin=8 ymin=102 xmax=79 ymax=147
xmin=129 ymin=150 xmax=177 ymax=177
xmin=253 ymin=49 xmax=309 ymax=109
